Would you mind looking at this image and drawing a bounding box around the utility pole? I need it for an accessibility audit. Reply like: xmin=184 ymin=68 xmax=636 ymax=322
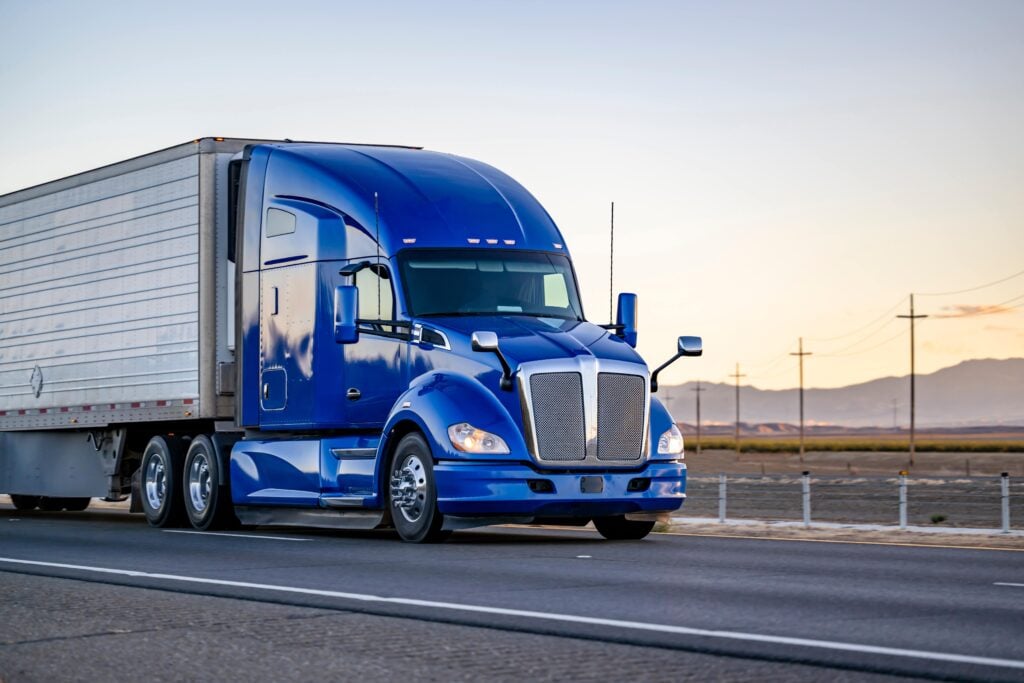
xmin=789 ymin=338 xmax=813 ymax=463
xmin=897 ymin=294 xmax=928 ymax=466
xmin=728 ymin=364 xmax=746 ymax=458
xmin=691 ymin=381 xmax=706 ymax=455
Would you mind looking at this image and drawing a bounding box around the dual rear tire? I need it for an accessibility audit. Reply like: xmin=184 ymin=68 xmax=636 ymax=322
xmin=139 ymin=435 xmax=237 ymax=530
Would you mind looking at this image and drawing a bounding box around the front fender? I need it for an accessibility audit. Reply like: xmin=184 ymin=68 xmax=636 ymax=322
xmin=648 ymin=396 xmax=680 ymax=461
xmin=379 ymin=371 xmax=530 ymax=471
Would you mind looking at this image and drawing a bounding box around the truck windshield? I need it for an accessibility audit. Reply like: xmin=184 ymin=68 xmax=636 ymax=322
xmin=399 ymin=250 xmax=584 ymax=320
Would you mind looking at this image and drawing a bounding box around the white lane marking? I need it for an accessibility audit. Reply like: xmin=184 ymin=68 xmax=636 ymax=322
xmin=576 ymin=555 xmax=592 ymax=559
xmin=995 ymin=582 xmax=1024 ymax=588
xmin=0 ymin=556 xmax=1021 ymax=672
xmin=162 ymin=530 xmax=310 ymax=542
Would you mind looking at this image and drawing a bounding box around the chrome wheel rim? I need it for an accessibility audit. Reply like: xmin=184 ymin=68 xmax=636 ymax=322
xmin=188 ymin=452 xmax=211 ymax=514
xmin=144 ymin=454 xmax=167 ymax=511
xmin=390 ymin=453 xmax=427 ymax=523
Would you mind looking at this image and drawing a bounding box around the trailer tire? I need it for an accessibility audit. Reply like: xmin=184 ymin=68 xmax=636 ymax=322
xmin=9 ymin=495 xmax=40 ymax=511
xmin=38 ymin=497 xmax=64 ymax=511
xmin=388 ymin=433 xmax=449 ymax=543
xmin=183 ymin=435 xmax=237 ymax=530
xmin=593 ymin=516 xmax=655 ymax=540
xmin=38 ymin=497 xmax=91 ymax=512
xmin=139 ymin=436 xmax=187 ymax=528
xmin=62 ymin=497 xmax=91 ymax=512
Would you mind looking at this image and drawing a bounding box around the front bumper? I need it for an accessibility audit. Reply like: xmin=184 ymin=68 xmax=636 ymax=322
xmin=434 ymin=459 xmax=686 ymax=518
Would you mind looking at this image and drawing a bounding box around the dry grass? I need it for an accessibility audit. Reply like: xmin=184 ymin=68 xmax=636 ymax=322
xmin=692 ymin=436 xmax=1024 ymax=453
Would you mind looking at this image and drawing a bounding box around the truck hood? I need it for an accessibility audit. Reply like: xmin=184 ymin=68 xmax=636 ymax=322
xmin=421 ymin=316 xmax=646 ymax=367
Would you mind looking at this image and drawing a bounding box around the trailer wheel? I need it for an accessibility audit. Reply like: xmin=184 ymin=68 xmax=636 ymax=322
xmin=388 ymin=433 xmax=449 ymax=543
xmin=9 ymin=495 xmax=40 ymax=511
xmin=62 ymin=497 xmax=91 ymax=512
xmin=139 ymin=436 xmax=187 ymax=528
xmin=593 ymin=516 xmax=655 ymax=540
xmin=38 ymin=497 xmax=64 ymax=511
xmin=183 ymin=435 xmax=237 ymax=530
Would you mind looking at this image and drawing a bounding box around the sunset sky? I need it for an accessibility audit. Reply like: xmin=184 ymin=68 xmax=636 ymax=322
xmin=2 ymin=0 xmax=1021 ymax=390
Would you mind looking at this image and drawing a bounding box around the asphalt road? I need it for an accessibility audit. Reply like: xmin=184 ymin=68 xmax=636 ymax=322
xmin=1 ymin=506 xmax=1023 ymax=682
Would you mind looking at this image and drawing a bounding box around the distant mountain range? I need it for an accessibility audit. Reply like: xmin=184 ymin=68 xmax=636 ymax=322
xmin=660 ymin=358 xmax=1024 ymax=428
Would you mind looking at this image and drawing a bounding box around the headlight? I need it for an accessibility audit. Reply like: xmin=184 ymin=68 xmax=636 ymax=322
xmin=657 ymin=424 xmax=684 ymax=455
xmin=448 ymin=422 xmax=510 ymax=454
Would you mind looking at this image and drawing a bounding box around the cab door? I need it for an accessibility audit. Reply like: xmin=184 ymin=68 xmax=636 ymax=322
xmin=341 ymin=261 xmax=408 ymax=427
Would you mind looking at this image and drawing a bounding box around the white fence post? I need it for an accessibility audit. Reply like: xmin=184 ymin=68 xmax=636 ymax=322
xmin=802 ymin=471 xmax=811 ymax=528
xmin=899 ymin=470 xmax=908 ymax=530
xmin=718 ymin=473 xmax=727 ymax=523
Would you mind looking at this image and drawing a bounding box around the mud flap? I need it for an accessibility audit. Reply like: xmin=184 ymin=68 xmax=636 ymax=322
xmin=129 ymin=468 xmax=142 ymax=513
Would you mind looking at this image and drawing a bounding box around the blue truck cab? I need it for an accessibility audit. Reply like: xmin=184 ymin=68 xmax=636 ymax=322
xmin=183 ymin=141 xmax=700 ymax=541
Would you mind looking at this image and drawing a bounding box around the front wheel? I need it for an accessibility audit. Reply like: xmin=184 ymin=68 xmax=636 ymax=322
xmin=183 ymin=435 xmax=237 ymax=530
xmin=594 ymin=516 xmax=655 ymax=540
xmin=388 ymin=433 xmax=449 ymax=543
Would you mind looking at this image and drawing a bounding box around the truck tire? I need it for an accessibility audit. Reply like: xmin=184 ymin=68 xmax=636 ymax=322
xmin=62 ymin=497 xmax=91 ymax=512
xmin=183 ymin=435 xmax=238 ymax=530
xmin=37 ymin=497 xmax=91 ymax=512
xmin=388 ymin=433 xmax=449 ymax=543
xmin=593 ymin=516 xmax=655 ymax=540
xmin=9 ymin=495 xmax=40 ymax=511
xmin=139 ymin=436 xmax=187 ymax=528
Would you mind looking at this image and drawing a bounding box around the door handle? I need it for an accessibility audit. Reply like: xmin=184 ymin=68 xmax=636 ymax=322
xmin=346 ymin=388 xmax=361 ymax=401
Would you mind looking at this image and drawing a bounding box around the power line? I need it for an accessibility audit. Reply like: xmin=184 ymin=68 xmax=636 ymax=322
xmin=752 ymin=358 xmax=799 ymax=381
xmin=813 ymin=316 xmax=901 ymax=356
xmin=917 ymin=268 xmax=1024 ymax=297
xmin=807 ymin=296 xmax=907 ymax=343
xmin=746 ymin=348 xmax=794 ymax=372
xmin=897 ymin=294 xmax=928 ymax=465
xmin=690 ymin=381 xmax=706 ymax=455
xmin=728 ymin=363 xmax=746 ymax=458
xmin=790 ymin=338 xmax=813 ymax=461
xmin=931 ymin=291 xmax=1024 ymax=318
xmin=815 ymin=326 xmax=910 ymax=358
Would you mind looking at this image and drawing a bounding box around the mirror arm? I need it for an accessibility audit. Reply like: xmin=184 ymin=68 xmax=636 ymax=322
xmin=650 ymin=354 xmax=681 ymax=393
xmin=339 ymin=260 xmax=373 ymax=283
xmin=490 ymin=350 xmax=515 ymax=391
xmin=472 ymin=334 xmax=515 ymax=391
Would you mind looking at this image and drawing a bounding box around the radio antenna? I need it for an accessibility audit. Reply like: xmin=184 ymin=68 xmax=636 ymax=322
xmin=609 ymin=201 xmax=615 ymax=324
xmin=374 ymin=191 xmax=381 ymax=319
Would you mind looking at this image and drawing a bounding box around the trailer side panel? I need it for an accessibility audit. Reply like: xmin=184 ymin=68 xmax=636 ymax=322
xmin=0 ymin=154 xmax=202 ymax=429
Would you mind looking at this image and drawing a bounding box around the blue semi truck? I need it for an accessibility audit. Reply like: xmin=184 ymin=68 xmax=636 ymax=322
xmin=0 ymin=138 xmax=700 ymax=542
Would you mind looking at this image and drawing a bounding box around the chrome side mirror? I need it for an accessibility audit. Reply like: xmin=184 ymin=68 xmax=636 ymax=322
xmin=471 ymin=331 xmax=514 ymax=391
xmin=615 ymin=293 xmax=638 ymax=347
xmin=651 ymin=335 xmax=703 ymax=392
xmin=471 ymin=331 xmax=499 ymax=352
xmin=678 ymin=336 xmax=702 ymax=357
xmin=334 ymin=285 xmax=359 ymax=344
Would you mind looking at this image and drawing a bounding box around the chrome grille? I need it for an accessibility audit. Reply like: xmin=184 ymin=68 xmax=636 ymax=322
xmin=596 ymin=373 xmax=646 ymax=460
xmin=529 ymin=372 xmax=586 ymax=461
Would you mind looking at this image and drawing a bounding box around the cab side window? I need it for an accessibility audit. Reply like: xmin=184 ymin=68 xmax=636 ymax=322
xmin=355 ymin=265 xmax=394 ymax=325
xmin=265 ymin=208 xmax=296 ymax=237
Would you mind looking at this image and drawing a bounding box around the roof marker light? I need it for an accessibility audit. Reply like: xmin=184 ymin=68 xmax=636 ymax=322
xmin=467 ymin=238 xmax=481 ymax=244
xmin=485 ymin=238 xmax=498 ymax=245
xmin=503 ymin=239 xmax=516 ymax=245
xmin=553 ymin=243 xmax=563 ymax=249
xmin=403 ymin=238 xmax=416 ymax=244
